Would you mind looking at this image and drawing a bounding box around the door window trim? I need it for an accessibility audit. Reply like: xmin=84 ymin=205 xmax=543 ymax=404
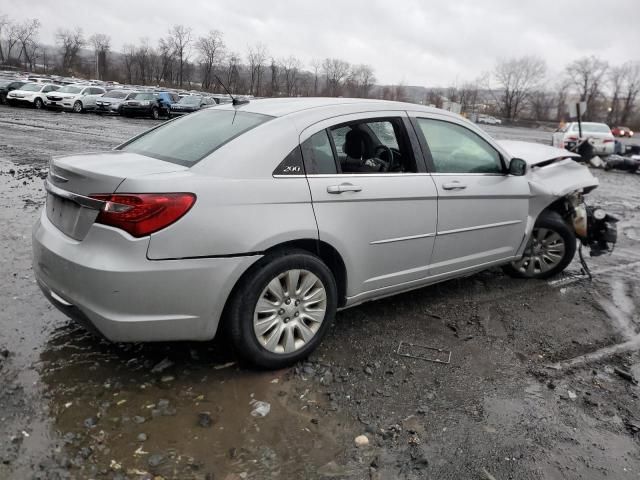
xmin=409 ymin=116 xmax=508 ymax=175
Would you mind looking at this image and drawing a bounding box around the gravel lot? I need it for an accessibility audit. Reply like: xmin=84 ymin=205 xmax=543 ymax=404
xmin=1 ymin=105 xmax=640 ymax=480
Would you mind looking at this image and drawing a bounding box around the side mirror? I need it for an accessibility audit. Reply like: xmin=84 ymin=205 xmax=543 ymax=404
xmin=509 ymin=158 xmax=527 ymax=176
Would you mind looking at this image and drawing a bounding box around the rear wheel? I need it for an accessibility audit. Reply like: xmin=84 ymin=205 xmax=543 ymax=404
xmin=227 ymin=251 xmax=337 ymax=369
xmin=503 ymin=210 xmax=576 ymax=279
xmin=34 ymin=98 xmax=43 ymax=109
xmin=73 ymin=101 xmax=83 ymax=113
xmin=151 ymin=107 xmax=159 ymax=120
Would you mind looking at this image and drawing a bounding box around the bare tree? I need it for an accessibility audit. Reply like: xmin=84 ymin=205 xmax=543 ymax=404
xmin=322 ymin=58 xmax=350 ymax=96
xmin=89 ymin=33 xmax=110 ymax=79
xmin=168 ymin=25 xmax=192 ymax=87
xmin=225 ymin=52 xmax=241 ymax=93
xmin=311 ymin=58 xmax=322 ymax=96
xmin=347 ymin=64 xmax=376 ymax=98
xmin=555 ymin=80 xmax=571 ymax=122
xmin=5 ymin=21 xmax=20 ymax=62
xmin=269 ymin=57 xmax=280 ymax=96
xmin=122 ymin=44 xmax=136 ymax=84
xmin=16 ymin=19 xmax=40 ymax=70
xmin=56 ymin=28 xmax=85 ymax=74
xmin=528 ymin=90 xmax=555 ymax=121
xmin=135 ymin=39 xmax=152 ymax=85
xmin=197 ymin=30 xmax=225 ymax=90
xmin=493 ymin=56 xmax=546 ymax=120
xmin=247 ymin=43 xmax=267 ymax=96
xmin=157 ymin=37 xmax=174 ymax=85
xmin=565 ymin=55 xmax=608 ymax=121
xmin=0 ymin=15 xmax=10 ymax=62
xmin=281 ymin=56 xmax=302 ymax=96
xmin=620 ymin=61 xmax=640 ymax=125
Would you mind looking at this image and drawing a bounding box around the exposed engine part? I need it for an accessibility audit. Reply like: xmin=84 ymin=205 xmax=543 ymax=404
xmin=583 ymin=205 xmax=618 ymax=257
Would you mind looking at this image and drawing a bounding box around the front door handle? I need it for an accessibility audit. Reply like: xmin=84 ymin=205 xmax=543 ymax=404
xmin=442 ymin=182 xmax=467 ymax=190
xmin=327 ymin=183 xmax=362 ymax=194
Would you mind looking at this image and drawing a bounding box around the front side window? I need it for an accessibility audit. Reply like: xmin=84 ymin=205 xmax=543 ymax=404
xmin=416 ymin=118 xmax=503 ymax=174
xmin=119 ymin=109 xmax=272 ymax=166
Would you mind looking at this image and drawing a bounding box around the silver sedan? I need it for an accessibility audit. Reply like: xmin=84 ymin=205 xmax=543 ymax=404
xmin=33 ymin=98 xmax=616 ymax=368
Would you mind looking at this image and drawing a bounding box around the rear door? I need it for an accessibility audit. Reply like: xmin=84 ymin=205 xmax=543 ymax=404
xmin=411 ymin=113 xmax=529 ymax=277
xmin=301 ymin=112 xmax=438 ymax=299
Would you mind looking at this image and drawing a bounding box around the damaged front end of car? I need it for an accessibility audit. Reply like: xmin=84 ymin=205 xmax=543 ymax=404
xmin=498 ymin=140 xmax=618 ymax=259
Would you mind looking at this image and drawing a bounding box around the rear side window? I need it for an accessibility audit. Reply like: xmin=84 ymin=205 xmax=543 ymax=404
xmin=119 ymin=109 xmax=272 ymax=166
xmin=301 ymin=131 xmax=337 ymax=174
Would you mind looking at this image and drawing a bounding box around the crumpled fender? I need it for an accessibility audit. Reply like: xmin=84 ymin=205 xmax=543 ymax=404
xmin=498 ymin=140 xmax=600 ymax=256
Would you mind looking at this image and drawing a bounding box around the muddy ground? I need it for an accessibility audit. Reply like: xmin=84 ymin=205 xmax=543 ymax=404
xmin=1 ymin=105 xmax=640 ymax=480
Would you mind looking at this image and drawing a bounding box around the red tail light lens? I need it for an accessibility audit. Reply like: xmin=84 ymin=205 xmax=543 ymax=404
xmin=603 ymin=139 xmax=614 ymax=143
xmin=567 ymin=136 xmax=578 ymax=141
xmin=89 ymin=193 xmax=196 ymax=237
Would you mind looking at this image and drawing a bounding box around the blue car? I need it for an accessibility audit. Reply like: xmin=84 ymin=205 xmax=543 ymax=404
xmin=120 ymin=91 xmax=180 ymax=119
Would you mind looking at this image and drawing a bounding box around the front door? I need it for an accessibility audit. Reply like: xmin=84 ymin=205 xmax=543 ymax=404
xmin=412 ymin=115 xmax=530 ymax=277
xmin=301 ymin=112 xmax=438 ymax=300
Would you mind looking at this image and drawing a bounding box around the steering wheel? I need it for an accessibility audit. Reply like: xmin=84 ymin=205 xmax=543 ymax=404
xmin=374 ymin=145 xmax=394 ymax=171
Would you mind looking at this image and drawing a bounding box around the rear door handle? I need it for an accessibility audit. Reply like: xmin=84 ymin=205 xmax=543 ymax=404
xmin=327 ymin=183 xmax=362 ymax=194
xmin=442 ymin=182 xmax=467 ymax=190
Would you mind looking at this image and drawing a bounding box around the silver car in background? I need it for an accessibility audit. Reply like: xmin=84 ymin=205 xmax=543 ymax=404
xmin=33 ymin=98 xmax=617 ymax=368
xmin=95 ymin=89 xmax=136 ymax=114
xmin=45 ymin=84 xmax=107 ymax=112
xmin=551 ymin=122 xmax=615 ymax=156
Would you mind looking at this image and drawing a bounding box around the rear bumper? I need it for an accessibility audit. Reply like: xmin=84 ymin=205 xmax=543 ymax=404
xmin=32 ymin=210 xmax=261 ymax=342
xmin=121 ymin=106 xmax=155 ymax=116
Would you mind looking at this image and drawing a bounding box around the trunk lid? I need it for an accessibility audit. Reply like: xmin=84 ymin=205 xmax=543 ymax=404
xmin=46 ymin=151 xmax=187 ymax=240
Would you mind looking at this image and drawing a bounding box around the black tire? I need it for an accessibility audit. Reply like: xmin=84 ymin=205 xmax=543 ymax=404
xmin=503 ymin=210 xmax=576 ymax=279
xmin=73 ymin=101 xmax=83 ymax=113
xmin=0 ymin=93 xmax=6 ymax=105
xmin=34 ymin=98 xmax=43 ymax=110
xmin=151 ymin=107 xmax=159 ymax=120
xmin=227 ymin=250 xmax=337 ymax=369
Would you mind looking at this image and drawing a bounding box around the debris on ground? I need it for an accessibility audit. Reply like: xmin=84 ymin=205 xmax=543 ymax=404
xmin=250 ymin=400 xmax=271 ymax=417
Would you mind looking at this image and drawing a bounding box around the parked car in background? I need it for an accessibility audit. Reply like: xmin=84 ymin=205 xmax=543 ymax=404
xmin=120 ymin=91 xmax=179 ymax=119
xmin=44 ymin=84 xmax=106 ymax=112
xmin=552 ymin=122 xmax=615 ymax=156
xmin=477 ymin=114 xmax=502 ymax=125
xmin=33 ymin=98 xmax=617 ymax=369
xmin=611 ymin=126 xmax=634 ymax=138
xmin=169 ymin=95 xmax=217 ymax=117
xmin=0 ymin=80 xmax=27 ymax=104
xmin=94 ymin=89 xmax=136 ymax=114
xmin=7 ymin=83 xmax=60 ymax=109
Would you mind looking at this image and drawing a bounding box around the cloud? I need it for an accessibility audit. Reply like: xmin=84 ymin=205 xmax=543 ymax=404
xmin=11 ymin=0 xmax=639 ymax=86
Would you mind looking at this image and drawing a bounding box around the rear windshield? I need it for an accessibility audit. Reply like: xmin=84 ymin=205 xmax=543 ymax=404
xmin=118 ymin=109 xmax=272 ymax=166
xmin=21 ymin=83 xmax=42 ymax=92
xmin=131 ymin=92 xmax=157 ymax=101
xmin=180 ymin=96 xmax=202 ymax=105
xmin=104 ymin=90 xmax=129 ymax=99
xmin=571 ymin=123 xmax=611 ymax=133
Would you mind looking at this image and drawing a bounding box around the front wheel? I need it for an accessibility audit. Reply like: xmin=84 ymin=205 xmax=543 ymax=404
xmin=227 ymin=251 xmax=337 ymax=369
xmin=72 ymin=101 xmax=83 ymax=113
xmin=151 ymin=107 xmax=159 ymax=120
xmin=34 ymin=98 xmax=43 ymax=109
xmin=503 ymin=210 xmax=576 ymax=279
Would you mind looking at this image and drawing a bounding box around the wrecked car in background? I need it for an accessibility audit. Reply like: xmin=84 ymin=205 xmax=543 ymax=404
xmin=32 ymin=98 xmax=617 ymax=369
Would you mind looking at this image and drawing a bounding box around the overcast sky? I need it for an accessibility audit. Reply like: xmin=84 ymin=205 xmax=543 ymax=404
xmin=8 ymin=0 xmax=639 ymax=86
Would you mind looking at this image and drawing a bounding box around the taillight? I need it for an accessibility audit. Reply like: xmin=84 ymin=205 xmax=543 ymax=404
xmin=567 ymin=136 xmax=578 ymax=141
xmin=603 ymin=138 xmax=614 ymax=143
xmin=89 ymin=193 xmax=196 ymax=237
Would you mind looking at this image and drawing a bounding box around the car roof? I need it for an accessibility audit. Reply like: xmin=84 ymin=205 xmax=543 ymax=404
xmin=213 ymin=97 xmax=453 ymax=119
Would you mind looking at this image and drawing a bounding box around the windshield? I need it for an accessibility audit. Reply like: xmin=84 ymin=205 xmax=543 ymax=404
xmin=57 ymin=85 xmax=83 ymax=94
xmin=104 ymin=90 xmax=129 ymax=99
xmin=571 ymin=123 xmax=611 ymax=133
xmin=21 ymin=83 xmax=42 ymax=92
xmin=131 ymin=92 xmax=156 ymax=101
xmin=119 ymin=109 xmax=272 ymax=166
xmin=179 ymin=96 xmax=202 ymax=105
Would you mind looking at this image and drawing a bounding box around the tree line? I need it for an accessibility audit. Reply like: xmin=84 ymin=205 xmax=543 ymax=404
xmin=0 ymin=14 xmax=638 ymax=126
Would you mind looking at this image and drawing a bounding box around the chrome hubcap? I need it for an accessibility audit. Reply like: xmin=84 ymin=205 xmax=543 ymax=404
xmin=253 ymin=269 xmax=327 ymax=354
xmin=512 ymin=227 xmax=566 ymax=276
